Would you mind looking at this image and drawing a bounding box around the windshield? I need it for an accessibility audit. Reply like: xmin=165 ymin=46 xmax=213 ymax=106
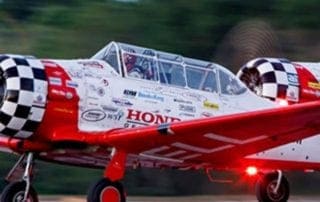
xmin=218 ymin=68 xmax=247 ymax=95
xmin=92 ymin=41 xmax=247 ymax=95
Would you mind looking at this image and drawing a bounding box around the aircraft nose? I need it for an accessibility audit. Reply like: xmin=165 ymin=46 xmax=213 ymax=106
xmin=0 ymin=55 xmax=48 ymax=138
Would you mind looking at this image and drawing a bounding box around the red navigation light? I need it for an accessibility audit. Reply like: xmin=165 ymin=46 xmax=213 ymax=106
xmin=246 ymin=166 xmax=258 ymax=176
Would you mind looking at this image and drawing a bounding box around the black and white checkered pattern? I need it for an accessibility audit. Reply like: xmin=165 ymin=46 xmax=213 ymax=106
xmin=237 ymin=57 xmax=299 ymax=102
xmin=0 ymin=55 xmax=48 ymax=138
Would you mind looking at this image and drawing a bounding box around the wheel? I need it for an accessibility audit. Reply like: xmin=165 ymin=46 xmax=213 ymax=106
xmin=255 ymin=172 xmax=290 ymax=202
xmin=87 ymin=178 xmax=126 ymax=202
xmin=0 ymin=181 xmax=38 ymax=202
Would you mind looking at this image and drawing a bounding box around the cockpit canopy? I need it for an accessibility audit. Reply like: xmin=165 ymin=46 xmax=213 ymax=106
xmin=92 ymin=41 xmax=246 ymax=95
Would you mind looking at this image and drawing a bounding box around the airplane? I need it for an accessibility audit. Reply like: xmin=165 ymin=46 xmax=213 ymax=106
xmin=1 ymin=41 xmax=320 ymax=202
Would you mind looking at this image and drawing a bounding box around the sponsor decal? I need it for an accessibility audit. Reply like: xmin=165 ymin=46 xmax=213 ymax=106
xmin=51 ymin=71 xmax=63 ymax=76
xmin=49 ymin=77 xmax=62 ymax=86
xmin=88 ymin=102 xmax=99 ymax=107
xmin=112 ymin=98 xmax=133 ymax=107
xmin=33 ymin=94 xmax=46 ymax=107
xmin=287 ymin=89 xmax=299 ymax=102
xmin=287 ymin=73 xmax=299 ymax=86
xmin=82 ymin=109 xmax=106 ymax=122
xmin=123 ymin=89 xmax=137 ymax=98
xmin=201 ymin=112 xmax=213 ymax=117
xmin=78 ymin=61 xmax=104 ymax=69
xmin=138 ymin=91 xmax=164 ymax=102
xmin=66 ymin=80 xmax=78 ymax=88
xmin=101 ymin=79 xmax=109 ymax=86
xmin=54 ymin=108 xmax=74 ymax=114
xmin=106 ymin=110 xmax=125 ymax=121
xmin=54 ymin=108 xmax=73 ymax=114
xmin=203 ymin=100 xmax=219 ymax=110
xmin=173 ymin=98 xmax=192 ymax=104
xmin=303 ymin=89 xmax=320 ymax=97
xmin=101 ymin=105 xmax=118 ymax=113
xmin=97 ymin=87 xmax=105 ymax=97
xmin=51 ymin=89 xmax=73 ymax=99
xmin=179 ymin=104 xmax=196 ymax=113
xmin=65 ymin=92 xmax=73 ymax=99
xmin=68 ymin=69 xmax=83 ymax=79
xmin=308 ymin=82 xmax=320 ymax=90
xmin=88 ymin=96 xmax=99 ymax=100
xmin=182 ymin=92 xmax=206 ymax=101
xmin=124 ymin=122 xmax=138 ymax=128
xmin=179 ymin=113 xmax=195 ymax=117
xmin=142 ymin=100 xmax=158 ymax=104
xmin=127 ymin=109 xmax=180 ymax=125
xmin=84 ymin=72 xmax=96 ymax=78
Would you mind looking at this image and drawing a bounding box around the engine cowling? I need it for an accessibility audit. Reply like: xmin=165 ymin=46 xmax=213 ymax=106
xmin=238 ymin=57 xmax=320 ymax=104
xmin=0 ymin=55 xmax=48 ymax=138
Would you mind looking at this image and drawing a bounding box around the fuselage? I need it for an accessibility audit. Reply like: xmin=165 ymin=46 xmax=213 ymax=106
xmin=37 ymin=56 xmax=320 ymax=170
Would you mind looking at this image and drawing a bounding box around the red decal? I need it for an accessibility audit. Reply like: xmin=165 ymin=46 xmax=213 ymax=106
xmin=294 ymin=63 xmax=319 ymax=102
xmin=35 ymin=60 xmax=79 ymax=141
xmin=127 ymin=109 xmax=180 ymax=125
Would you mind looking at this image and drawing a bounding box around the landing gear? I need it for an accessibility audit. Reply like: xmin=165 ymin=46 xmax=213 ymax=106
xmin=87 ymin=178 xmax=125 ymax=202
xmin=255 ymin=171 xmax=290 ymax=202
xmin=1 ymin=181 xmax=38 ymax=202
xmin=1 ymin=153 xmax=38 ymax=202
xmin=87 ymin=148 xmax=127 ymax=202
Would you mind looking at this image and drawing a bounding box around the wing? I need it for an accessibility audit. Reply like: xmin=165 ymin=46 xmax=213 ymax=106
xmin=9 ymin=101 xmax=320 ymax=169
xmin=73 ymin=100 xmax=320 ymax=169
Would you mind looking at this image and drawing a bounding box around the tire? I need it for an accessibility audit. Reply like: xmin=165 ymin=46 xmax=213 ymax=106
xmin=256 ymin=172 xmax=290 ymax=202
xmin=0 ymin=181 xmax=38 ymax=202
xmin=87 ymin=178 xmax=126 ymax=202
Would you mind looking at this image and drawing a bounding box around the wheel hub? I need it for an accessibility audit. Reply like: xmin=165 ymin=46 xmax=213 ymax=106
xmin=266 ymin=180 xmax=285 ymax=201
xmin=13 ymin=191 xmax=33 ymax=202
xmin=100 ymin=186 xmax=121 ymax=202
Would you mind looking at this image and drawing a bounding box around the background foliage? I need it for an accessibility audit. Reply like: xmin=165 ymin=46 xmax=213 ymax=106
xmin=0 ymin=0 xmax=320 ymax=195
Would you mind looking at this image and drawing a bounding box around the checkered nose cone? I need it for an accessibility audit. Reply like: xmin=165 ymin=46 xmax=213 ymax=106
xmin=0 ymin=55 xmax=48 ymax=138
xmin=237 ymin=58 xmax=299 ymax=102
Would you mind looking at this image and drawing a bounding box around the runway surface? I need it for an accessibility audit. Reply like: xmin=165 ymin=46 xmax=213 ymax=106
xmin=38 ymin=195 xmax=320 ymax=202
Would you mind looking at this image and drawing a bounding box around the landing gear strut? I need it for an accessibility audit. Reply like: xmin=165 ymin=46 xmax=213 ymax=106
xmin=255 ymin=171 xmax=290 ymax=202
xmin=87 ymin=148 xmax=127 ymax=202
xmin=1 ymin=153 xmax=38 ymax=202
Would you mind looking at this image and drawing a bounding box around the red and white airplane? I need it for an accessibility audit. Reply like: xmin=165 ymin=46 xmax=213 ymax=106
xmin=1 ymin=41 xmax=320 ymax=202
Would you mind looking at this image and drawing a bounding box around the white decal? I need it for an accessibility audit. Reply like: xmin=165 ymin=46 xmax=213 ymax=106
xmin=172 ymin=142 xmax=234 ymax=154
xmin=204 ymin=133 xmax=268 ymax=144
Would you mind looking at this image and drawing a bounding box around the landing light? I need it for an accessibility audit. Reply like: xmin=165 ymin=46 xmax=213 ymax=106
xmin=246 ymin=166 xmax=258 ymax=176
